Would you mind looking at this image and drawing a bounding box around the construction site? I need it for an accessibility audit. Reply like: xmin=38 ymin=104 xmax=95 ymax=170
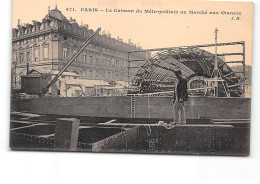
xmin=10 ymin=27 xmax=251 ymax=155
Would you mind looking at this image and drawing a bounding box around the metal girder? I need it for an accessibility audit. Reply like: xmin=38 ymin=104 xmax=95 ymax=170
xmin=217 ymin=53 xmax=243 ymax=56
xmin=132 ymin=42 xmax=244 ymax=97
xmin=219 ymin=61 xmax=243 ymax=67
xmin=128 ymin=41 xmax=244 ymax=53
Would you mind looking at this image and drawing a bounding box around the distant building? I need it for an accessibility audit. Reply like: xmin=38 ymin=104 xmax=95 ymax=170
xmin=19 ymin=68 xmax=127 ymax=97
xmin=11 ymin=7 xmax=148 ymax=89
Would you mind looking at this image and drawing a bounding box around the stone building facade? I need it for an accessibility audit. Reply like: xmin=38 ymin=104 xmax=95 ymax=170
xmin=11 ymin=7 xmax=148 ymax=89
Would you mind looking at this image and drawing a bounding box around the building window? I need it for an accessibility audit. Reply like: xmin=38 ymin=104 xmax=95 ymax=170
xmin=107 ymin=58 xmax=110 ymax=67
xmin=63 ymin=48 xmax=67 ymax=59
xmin=102 ymin=56 xmax=106 ymax=66
xmin=34 ymin=49 xmax=39 ymax=62
xmin=96 ymin=56 xmax=99 ymax=65
xmin=116 ymin=60 xmax=119 ymax=68
xmin=99 ymin=71 xmax=103 ymax=78
xmin=43 ymin=47 xmax=49 ymax=60
xmin=83 ymin=53 xmax=87 ymax=63
xmin=12 ymin=52 xmax=17 ymax=62
xmin=89 ymin=55 xmax=93 ymax=64
xmin=64 ymin=36 xmax=67 ymax=40
xmin=19 ymin=52 xmax=24 ymax=63
xmin=83 ymin=70 xmax=87 ymax=77
xmin=26 ymin=51 xmax=31 ymax=63
xmin=108 ymin=72 xmax=110 ymax=79
xmin=89 ymin=70 xmax=93 ymax=77
xmin=112 ymin=58 xmax=115 ymax=67
xmin=95 ymin=70 xmax=98 ymax=77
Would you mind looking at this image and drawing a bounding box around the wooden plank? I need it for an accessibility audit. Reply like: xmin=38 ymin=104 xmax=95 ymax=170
xmin=38 ymin=133 xmax=55 ymax=138
xmin=98 ymin=122 xmax=161 ymax=126
xmin=102 ymin=119 xmax=117 ymax=124
xmin=98 ymin=122 xmax=233 ymax=128
xmin=10 ymin=123 xmax=46 ymax=131
xmin=11 ymin=111 xmax=43 ymax=118
xmin=213 ymin=119 xmax=250 ymax=122
xmin=179 ymin=124 xmax=233 ymax=127
xmin=11 ymin=120 xmax=52 ymax=125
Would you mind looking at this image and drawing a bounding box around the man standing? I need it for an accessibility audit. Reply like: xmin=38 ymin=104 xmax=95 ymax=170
xmin=172 ymin=70 xmax=188 ymax=124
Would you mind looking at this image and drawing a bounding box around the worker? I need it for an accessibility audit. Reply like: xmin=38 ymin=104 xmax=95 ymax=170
xmin=172 ymin=70 xmax=188 ymax=124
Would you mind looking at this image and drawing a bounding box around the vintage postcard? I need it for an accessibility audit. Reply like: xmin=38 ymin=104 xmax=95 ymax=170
xmin=10 ymin=0 xmax=253 ymax=155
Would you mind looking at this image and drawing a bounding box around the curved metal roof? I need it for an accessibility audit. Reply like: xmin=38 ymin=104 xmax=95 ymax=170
xmin=134 ymin=47 xmax=242 ymax=97
xmin=136 ymin=47 xmax=234 ymax=82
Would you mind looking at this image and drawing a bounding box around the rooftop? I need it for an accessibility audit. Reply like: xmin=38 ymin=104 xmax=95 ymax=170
xmin=44 ymin=7 xmax=68 ymax=22
xmin=29 ymin=68 xmax=79 ymax=77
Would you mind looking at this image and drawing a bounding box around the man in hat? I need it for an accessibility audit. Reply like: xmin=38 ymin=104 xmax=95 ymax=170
xmin=172 ymin=70 xmax=188 ymax=124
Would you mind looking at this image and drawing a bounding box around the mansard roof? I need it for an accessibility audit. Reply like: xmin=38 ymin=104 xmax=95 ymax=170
xmin=44 ymin=8 xmax=68 ymax=22
xmin=12 ymin=7 xmax=144 ymax=55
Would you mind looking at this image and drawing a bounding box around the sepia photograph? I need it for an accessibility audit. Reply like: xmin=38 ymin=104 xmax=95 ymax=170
xmin=9 ymin=0 xmax=253 ymax=156
xmin=2 ymin=0 xmax=260 ymax=184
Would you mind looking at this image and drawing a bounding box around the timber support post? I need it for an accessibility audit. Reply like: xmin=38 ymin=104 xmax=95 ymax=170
xmin=54 ymin=118 xmax=80 ymax=151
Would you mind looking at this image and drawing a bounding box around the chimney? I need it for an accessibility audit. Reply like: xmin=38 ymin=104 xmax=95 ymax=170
xmin=18 ymin=19 xmax=20 ymax=27
xmin=128 ymin=39 xmax=131 ymax=44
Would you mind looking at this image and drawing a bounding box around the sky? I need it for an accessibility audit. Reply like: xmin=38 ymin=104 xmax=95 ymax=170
xmin=12 ymin=0 xmax=253 ymax=65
